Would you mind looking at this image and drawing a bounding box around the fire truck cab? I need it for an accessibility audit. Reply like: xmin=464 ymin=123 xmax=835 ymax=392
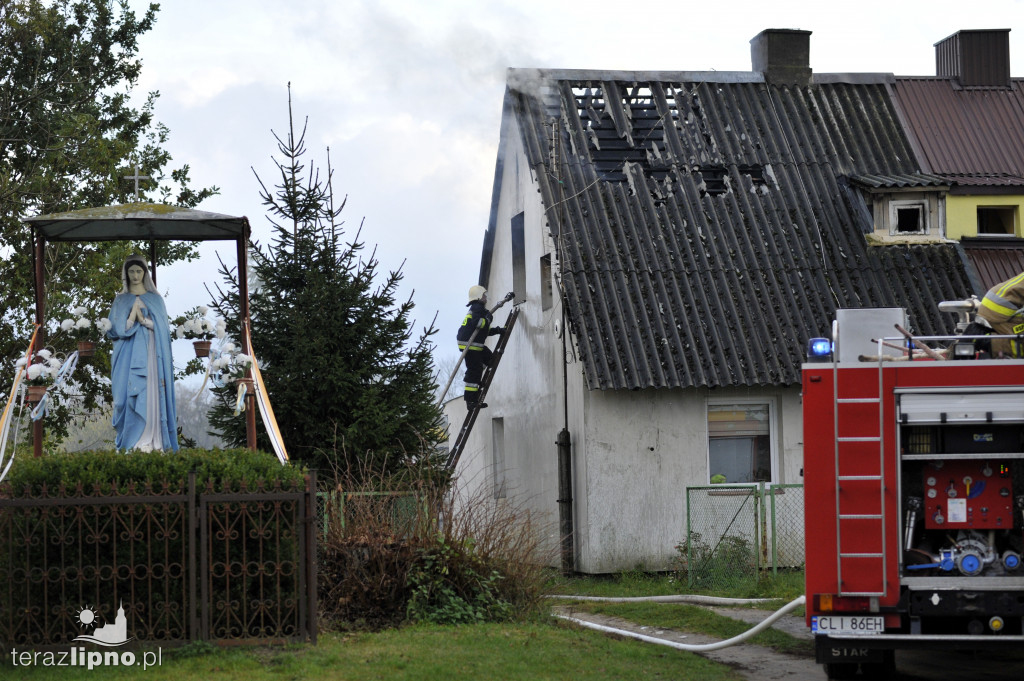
xmin=803 ymin=306 xmax=1024 ymax=679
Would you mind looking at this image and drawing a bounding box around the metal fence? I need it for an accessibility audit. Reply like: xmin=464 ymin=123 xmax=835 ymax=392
xmin=683 ymin=483 xmax=804 ymax=590
xmin=0 ymin=473 xmax=317 ymax=648
xmin=316 ymin=490 xmax=423 ymax=539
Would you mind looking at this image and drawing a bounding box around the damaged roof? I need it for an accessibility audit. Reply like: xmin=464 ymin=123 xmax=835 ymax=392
xmin=505 ymin=70 xmax=976 ymax=390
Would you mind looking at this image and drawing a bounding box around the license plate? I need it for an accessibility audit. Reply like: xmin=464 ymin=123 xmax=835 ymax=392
xmin=812 ymin=615 xmax=884 ymax=635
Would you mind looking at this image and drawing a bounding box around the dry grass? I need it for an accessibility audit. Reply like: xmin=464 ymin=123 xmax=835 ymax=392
xmin=317 ymin=465 xmax=550 ymax=630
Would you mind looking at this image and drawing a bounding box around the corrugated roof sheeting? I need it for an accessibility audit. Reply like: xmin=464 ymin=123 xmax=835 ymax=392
xmin=849 ymin=173 xmax=950 ymax=189
xmin=961 ymin=237 xmax=1024 ymax=291
xmin=512 ymin=73 xmax=975 ymax=390
xmin=892 ymin=78 xmax=1024 ymax=180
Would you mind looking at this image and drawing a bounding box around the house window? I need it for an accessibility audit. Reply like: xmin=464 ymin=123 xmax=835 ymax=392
xmin=492 ymin=418 xmax=506 ymax=499
xmin=540 ymin=254 xmax=553 ymax=310
xmin=977 ymin=206 xmax=1017 ymax=236
xmin=889 ymin=200 xmax=928 ymax=235
xmin=707 ymin=402 xmax=774 ymax=484
xmin=511 ymin=212 xmax=526 ymax=303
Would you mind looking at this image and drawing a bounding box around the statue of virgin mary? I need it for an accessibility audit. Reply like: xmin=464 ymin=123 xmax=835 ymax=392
xmin=106 ymin=255 xmax=178 ymax=451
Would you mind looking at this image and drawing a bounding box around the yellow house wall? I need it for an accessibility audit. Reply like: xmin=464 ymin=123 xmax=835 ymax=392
xmin=946 ymin=194 xmax=1024 ymax=239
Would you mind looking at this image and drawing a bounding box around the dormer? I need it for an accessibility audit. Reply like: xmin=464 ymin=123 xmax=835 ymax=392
xmin=849 ymin=174 xmax=951 ymax=243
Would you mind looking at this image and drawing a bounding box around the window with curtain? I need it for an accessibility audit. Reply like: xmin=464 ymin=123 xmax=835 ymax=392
xmin=707 ymin=402 xmax=773 ymax=484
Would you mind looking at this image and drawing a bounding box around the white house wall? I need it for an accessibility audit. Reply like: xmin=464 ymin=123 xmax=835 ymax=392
xmin=574 ymin=385 xmax=803 ymax=574
xmin=448 ymin=109 xmax=573 ymax=565
xmin=449 ymin=108 xmax=806 ymax=574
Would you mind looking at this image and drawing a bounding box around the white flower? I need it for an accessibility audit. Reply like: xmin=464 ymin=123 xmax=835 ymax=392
xmin=75 ymin=317 xmax=91 ymax=329
xmin=15 ymin=356 xmax=27 ymax=368
xmin=236 ymin=354 xmax=252 ymax=367
xmin=37 ymin=348 xmax=52 ymax=360
xmin=198 ymin=305 xmax=209 ymax=315
xmin=96 ymin=318 xmax=112 ymax=333
xmin=26 ymin=364 xmax=43 ymax=381
xmin=47 ymin=357 xmax=62 ymax=370
xmin=216 ymin=319 xmax=226 ymax=330
xmin=216 ymin=327 xmax=227 ymax=340
xmin=174 ymin=325 xmax=185 ymax=339
xmin=60 ymin=319 xmax=75 ymax=332
xmin=223 ymin=342 xmax=236 ymax=354
xmin=202 ymin=319 xmax=215 ymax=333
xmin=72 ymin=306 xmax=88 ymax=316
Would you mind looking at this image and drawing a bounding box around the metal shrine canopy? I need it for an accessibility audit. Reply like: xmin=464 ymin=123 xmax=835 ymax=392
xmin=22 ymin=202 xmax=264 ymax=456
xmin=24 ymin=202 xmax=248 ymax=242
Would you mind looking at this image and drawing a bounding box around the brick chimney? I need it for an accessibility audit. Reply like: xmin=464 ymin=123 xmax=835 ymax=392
xmin=935 ymin=29 xmax=1011 ymax=87
xmin=750 ymin=29 xmax=812 ymax=86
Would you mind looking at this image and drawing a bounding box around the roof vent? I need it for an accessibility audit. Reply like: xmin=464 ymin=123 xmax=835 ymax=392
xmin=935 ymin=29 xmax=1011 ymax=87
xmin=750 ymin=29 xmax=812 ymax=86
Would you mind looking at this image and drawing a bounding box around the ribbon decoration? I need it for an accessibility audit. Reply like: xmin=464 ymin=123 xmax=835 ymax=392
xmin=31 ymin=349 xmax=79 ymax=421
xmin=0 ymin=326 xmax=40 ymax=484
xmin=243 ymin=322 xmax=288 ymax=464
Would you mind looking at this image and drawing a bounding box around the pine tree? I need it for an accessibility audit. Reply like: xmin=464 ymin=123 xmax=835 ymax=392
xmin=209 ymin=89 xmax=443 ymax=479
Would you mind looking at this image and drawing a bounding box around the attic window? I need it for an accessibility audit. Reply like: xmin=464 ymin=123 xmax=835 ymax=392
xmin=889 ymin=200 xmax=928 ymax=235
xmin=977 ymin=206 xmax=1017 ymax=236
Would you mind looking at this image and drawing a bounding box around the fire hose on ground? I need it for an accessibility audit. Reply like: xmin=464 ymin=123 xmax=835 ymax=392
xmin=549 ymin=593 xmax=806 ymax=652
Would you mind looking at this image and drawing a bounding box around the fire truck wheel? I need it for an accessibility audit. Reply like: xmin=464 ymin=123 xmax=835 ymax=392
xmin=823 ymin=662 xmax=859 ymax=679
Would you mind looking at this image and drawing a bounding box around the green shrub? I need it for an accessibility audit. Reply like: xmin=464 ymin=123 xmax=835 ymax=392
xmin=406 ymin=537 xmax=513 ymax=625
xmin=2 ymin=447 xmax=305 ymax=495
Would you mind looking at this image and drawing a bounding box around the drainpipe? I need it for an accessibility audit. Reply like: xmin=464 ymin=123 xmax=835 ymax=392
xmin=553 ymin=117 xmax=575 ymax=575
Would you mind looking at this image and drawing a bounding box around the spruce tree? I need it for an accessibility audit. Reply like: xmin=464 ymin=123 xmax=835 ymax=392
xmin=209 ymin=91 xmax=443 ymax=479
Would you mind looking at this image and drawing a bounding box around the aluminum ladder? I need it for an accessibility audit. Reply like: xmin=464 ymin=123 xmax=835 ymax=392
xmin=444 ymin=306 xmax=520 ymax=471
xmin=831 ymin=350 xmax=889 ymax=598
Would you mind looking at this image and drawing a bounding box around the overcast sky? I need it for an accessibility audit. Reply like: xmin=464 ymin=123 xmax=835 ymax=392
xmin=125 ymin=0 xmax=1024 ymax=371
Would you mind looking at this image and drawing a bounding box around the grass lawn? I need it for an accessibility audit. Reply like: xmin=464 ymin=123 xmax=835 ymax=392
xmin=4 ymin=571 xmax=809 ymax=681
xmin=4 ymin=620 xmax=739 ymax=681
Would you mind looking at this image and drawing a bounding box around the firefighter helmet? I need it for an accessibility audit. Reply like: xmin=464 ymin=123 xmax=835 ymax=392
xmin=468 ymin=285 xmax=487 ymax=302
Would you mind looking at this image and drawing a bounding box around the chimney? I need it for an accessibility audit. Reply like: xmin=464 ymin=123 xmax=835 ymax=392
xmin=750 ymin=29 xmax=812 ymax=86
xmin=935 ymin=29 xmax=1011 ymax=87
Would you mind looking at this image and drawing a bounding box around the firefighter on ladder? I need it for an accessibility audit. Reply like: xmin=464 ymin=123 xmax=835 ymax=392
xmin=457 ymin=285 xmax=504 ymax=409
xmin=977 ymin=271 xmax=1024 ymax=357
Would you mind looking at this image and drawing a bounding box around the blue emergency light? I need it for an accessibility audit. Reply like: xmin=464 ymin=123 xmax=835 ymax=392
xmin=807 ymin=337 xmax=832 ymax=362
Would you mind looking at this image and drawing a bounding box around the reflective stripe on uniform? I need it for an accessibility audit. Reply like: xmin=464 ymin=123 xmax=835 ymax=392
xmin=464 ymin=384 xmax=480 ymax=392
xmin=983 ymin=272 xmax=1024 ymax=318
xmin=981 ymin=295 xmax=1018 ymax=318
xmin=457 ymin=343 xmax=485 ymax=351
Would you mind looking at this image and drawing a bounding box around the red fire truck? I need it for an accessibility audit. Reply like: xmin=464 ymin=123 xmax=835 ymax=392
xmin=803 ymin=306 xmax=1024 ymax=679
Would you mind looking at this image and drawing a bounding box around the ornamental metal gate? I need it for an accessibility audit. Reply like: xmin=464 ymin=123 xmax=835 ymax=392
xmin=0 ymin=472 xmax=317 ymax=649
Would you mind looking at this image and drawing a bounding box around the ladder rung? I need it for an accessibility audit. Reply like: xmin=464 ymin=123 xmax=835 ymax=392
xmin=839 ymin=514 xmax=883 ymax=520
xmin=838 ymin=475 xmax=882 ymax=481
xmin=840 ymin=552 xmax=884 ymax=558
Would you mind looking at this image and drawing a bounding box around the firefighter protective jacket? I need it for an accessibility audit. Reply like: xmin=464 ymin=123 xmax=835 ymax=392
xmin=979 ymin=272 xmax=1024 ymax=328
xmin=457 ymin=300 xmax=500 ymax=350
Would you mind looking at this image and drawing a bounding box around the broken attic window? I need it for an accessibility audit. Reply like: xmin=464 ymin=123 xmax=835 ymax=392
xmin=888 ymin=200 xmax=927 ymax=235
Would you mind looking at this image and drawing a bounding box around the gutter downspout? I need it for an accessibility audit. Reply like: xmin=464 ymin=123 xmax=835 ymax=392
xmin=553 ymin=116 xmax=575 ymax=575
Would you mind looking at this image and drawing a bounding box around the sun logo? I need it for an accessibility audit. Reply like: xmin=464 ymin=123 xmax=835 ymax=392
xmin=76 ymin=605 xmax=98 ymax=629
